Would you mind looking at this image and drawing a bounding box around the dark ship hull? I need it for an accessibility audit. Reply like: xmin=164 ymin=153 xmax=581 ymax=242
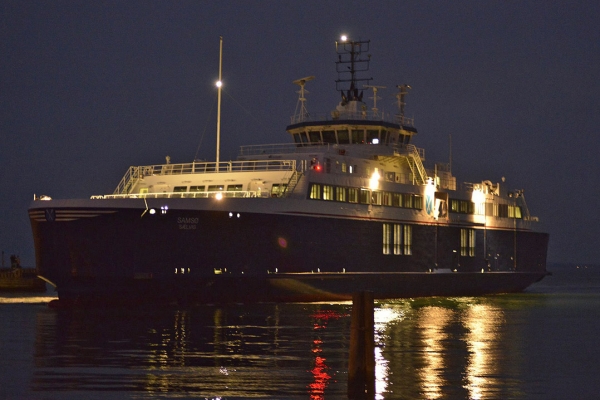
xmin=29 ymin=200 xmax=548 ymax=306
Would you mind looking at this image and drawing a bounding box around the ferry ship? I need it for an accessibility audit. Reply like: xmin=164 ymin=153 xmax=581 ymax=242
xmin=29 ymin=38 xmax=549 ymax=305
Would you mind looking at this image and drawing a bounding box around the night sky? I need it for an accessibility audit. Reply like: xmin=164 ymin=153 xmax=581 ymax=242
xmin=1 ymin=1 xmax=599 ymax=266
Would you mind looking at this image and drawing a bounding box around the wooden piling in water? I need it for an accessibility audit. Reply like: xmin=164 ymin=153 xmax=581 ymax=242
xmin=348 ymin=291 xmax=375 ymax=399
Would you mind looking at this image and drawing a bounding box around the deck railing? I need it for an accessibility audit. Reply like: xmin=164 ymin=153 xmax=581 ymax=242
xmin=98 ymin=190 xmax=267 ymax=200
xmin=114 ymin=160 xmax=296 ymax=195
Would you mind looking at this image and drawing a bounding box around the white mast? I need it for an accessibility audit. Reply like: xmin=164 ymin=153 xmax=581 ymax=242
xmin=364 ymin=85 xmax=386 ymax=117
xmin=216 ymin=36 xmax=223 ymax=166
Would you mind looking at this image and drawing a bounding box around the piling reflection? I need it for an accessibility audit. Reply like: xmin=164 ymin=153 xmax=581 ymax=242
xmin=30 ymin=297 xmax=526 ymax=398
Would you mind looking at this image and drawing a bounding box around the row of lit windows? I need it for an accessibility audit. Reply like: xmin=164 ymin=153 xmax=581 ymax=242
xmin=173 ymin=184 xmax=242 ymax=193
xmin=309 ymin=184 xmax=423 ymax=209
xmin=382 ymin=223 xmax=412 ymax=255
xmin=292 ymin=129 xmax=412 ymax=146
xmin=450 ymin=199 xmax=523 ymax=219
xmin=157 ymin=183 xmax=288 ymax=197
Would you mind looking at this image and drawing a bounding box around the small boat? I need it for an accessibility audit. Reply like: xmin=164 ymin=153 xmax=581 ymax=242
xmin=28 ymin=37 xmax=549 ymax=306
xmin=0 ymin=254 xmax=46 ymax=293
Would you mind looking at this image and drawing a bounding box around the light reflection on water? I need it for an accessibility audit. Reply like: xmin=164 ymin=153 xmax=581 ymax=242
xmin=3 ymin=266 xmax=600 ymax=399
xmin=19 ymin=298 xmax=531 ymax=399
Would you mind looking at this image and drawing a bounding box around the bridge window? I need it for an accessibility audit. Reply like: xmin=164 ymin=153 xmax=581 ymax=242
xmin=322 ymin=130 xmax=336 ymax=143
xmin=351 ymin=129 xmax=364 ymax=144
xmin=337 ymin=130 xmax=349 ymax=144
xmin=309 ymin=131 xmax=321 ymax=143
xmin=367 ymin=130 xmax=379 ymax=144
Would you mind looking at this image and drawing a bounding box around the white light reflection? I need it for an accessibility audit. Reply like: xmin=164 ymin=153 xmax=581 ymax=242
xmin=418 ymin=306 xmax=453 ymax=399
xmin=462 ymin=303 xmax=503 ymax=399
xmin=374 ymin=306 xmax=405 ymax=399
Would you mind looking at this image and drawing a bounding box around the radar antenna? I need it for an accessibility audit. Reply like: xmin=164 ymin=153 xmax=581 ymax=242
xmin=335 ymin=37 xmax=372 ymax=104
xmin=363 ymin=85 xmax=386 ymax=117
xmin=292 ymin=76 xmax=315 ymax=123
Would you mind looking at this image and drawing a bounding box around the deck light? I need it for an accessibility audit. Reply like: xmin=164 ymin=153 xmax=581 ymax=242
xmin=341 ymin=35 xmax=347 ymax=42
xmin=369 ymin=169 xmax=380 ymax=190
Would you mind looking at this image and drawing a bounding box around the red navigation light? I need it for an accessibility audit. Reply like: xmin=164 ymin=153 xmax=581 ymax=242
xmin=314 ymin=164 xmax=322 ymax=172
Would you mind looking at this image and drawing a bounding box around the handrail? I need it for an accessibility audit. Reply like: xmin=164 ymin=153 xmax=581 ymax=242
xmin=114 ymin=160 xmax=296 ymax=195
xmin=97 ymin=190 xmax=268 ymax=200
xmin=239 ymin=143 xmax=333 ymax=156
xmin=404 ymin=144 xmax=428 ymax=185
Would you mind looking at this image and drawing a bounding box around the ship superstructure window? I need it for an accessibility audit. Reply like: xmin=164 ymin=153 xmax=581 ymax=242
xmin=310 ymin=184 xmax=321 ymax=199
xmin=271 ymin=184 xmax=288 ymax=196
xmin=308 ymin=184 xmax=423 ymax=210
xmin=174 ymin=186 xmax=187 ymax=192
xmin=348 ymin=188 xmax=358 ymax=203
xmin=323 ymin=185 xmax=334 ymax=200
xmin=371 ymin=191 xmax=382 ymax=205
xmin=309 ymin=131 xmax=321 ymax=143
xmin=351 ymin=129 xmax=364 ymax=144
xmin=382 ymin=224 xmax=391 ymax=254
xmin=190 ymin=185 xmax=205 ymax=192
xmin=382 ymin=192 xmax=392 ymax=206
xmin=338 ymin=130 xmax=350 ymax=144
xmin=322 ymin=130 xmax=336 ymax=143
xmin=382 ymin=223 xmax=412 ymax=255
xmin=359 ymin=189 xmax=370 ymax=204
xmin=227 ymin=184 xmax=243 ymax=191
xmin=450 ymin=199 xmax=474 ymax=214
xmin=403 ymin=225 xmax=412 ymax=255
xmin=367 ymin=130 xmax=379 ymax=144
xmin=460 ymin=228 xmax=476 ymax=257
xmin=208 ymin=185 xmax=225 ymax=191
xmin=336 ymin=187 xmax=347 ymax=202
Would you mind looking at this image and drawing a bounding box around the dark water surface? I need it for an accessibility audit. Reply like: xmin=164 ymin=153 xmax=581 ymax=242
xmin=1 ymin=264 xmax=599 ymax=399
